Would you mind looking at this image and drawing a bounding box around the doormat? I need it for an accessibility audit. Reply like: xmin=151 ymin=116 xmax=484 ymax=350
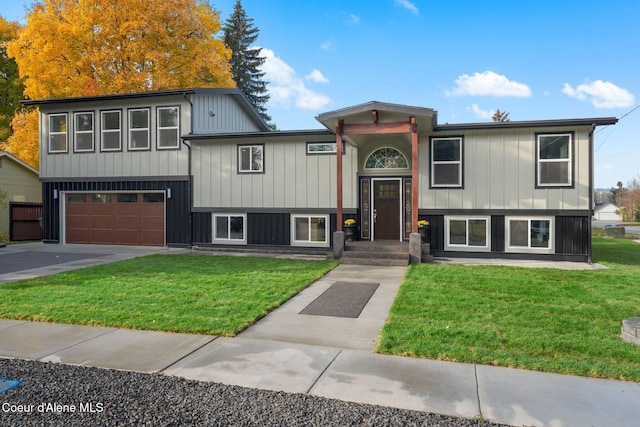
xmin=300 ymin=281 xmax=379 ymax=318
xmin=0 ymin=378 xmax=20 ymax=394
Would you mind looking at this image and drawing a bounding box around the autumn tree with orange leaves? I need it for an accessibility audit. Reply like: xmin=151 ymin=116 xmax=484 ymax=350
xmin=3 ymin=0 xmax=235 ymax=168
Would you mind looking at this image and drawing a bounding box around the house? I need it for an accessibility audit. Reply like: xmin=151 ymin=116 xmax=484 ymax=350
xmin=24 ymin=88 xmax=617 ymax=262
xmin=593 ymin=202 xmax=622 ymax=221
xmin=0 ymin=151 xmax=41 ymax=236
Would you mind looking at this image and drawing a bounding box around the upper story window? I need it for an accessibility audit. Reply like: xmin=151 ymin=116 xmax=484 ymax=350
xmin=74 ymin=112 xmax=94 ymax=152
xmin=157 ymin=106 xmax=179 ymax=149
xmin=238 ymin=144 xmax=264 ymax=173
xmin=536 ymin=133 xmax=573 ymax=187
xmin=49 ymin=113 xmax=68 ymax=153
xmin=101 ymin=110 xmax=121 ymax=151
xmin=365 ymin=147 xmax=408 ymax=169
xmin=431 ymin=137 xmax=463 ymax=188
xmin=128 ymin=108 xmax=150 ymax=150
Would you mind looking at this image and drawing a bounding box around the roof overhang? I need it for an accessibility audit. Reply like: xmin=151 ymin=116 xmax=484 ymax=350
xmin=434 ymin=117 xmax=618 ymax=131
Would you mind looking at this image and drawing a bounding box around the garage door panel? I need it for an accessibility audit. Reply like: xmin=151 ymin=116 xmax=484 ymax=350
xmin=65 ymin=192 xmax=165 ymax=246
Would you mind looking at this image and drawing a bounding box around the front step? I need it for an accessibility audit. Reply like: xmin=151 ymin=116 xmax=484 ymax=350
xmin=341 ymin=241 xmax=409 ymax=266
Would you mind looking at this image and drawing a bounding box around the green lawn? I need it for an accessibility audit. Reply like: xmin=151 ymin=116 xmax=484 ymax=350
xmin=377 ymin=238 xmax=640 ymax=381
xmin=0 ymin=255 xmax=337 ymax=336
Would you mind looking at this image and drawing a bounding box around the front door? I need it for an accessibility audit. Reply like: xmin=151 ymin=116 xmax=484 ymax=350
xmin=373 ymin=180 xmax=400 ymax=240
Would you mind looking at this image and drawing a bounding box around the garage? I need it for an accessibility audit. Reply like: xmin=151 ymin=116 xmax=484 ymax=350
xmin=64 ymin=192 xmax=165 ymax=246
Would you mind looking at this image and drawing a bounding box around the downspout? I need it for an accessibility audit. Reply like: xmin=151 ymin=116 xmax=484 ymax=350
xmin=182 ymin=92 xmax=194 ymax=247
xmin=588 ymin=123 xmax=596 ymax=264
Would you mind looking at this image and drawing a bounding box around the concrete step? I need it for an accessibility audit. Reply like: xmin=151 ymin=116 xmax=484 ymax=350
xmin=340 ymin=256 xmax=408 ymax=267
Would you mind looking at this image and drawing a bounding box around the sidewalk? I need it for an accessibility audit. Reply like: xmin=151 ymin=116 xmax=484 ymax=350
xmin=1 ymin=263 xmax=639 ymax=426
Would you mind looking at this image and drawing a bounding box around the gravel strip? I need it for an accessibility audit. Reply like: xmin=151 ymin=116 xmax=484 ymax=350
xmin=0 ymin=359 xmax=507 ymax=427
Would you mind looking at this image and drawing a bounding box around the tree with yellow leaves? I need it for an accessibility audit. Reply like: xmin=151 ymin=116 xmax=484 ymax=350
xmin=3 ymin=0 xmax=235 ymax=168
xmin=0 ymin=16 xmax=24 ymax=143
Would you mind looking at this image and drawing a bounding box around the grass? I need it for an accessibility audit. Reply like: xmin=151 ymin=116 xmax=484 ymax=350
xmin=0 ymin=255 xmax=337 ymax=336
xmin=377 ymin=238 xmax=640 ymax=381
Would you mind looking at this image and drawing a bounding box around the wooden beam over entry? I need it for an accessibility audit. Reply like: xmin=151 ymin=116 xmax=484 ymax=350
xmin=342 ymin=121 xmax=413 ymax=136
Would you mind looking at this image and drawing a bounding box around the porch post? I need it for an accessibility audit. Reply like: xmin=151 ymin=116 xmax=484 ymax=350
xmin=410 ymin=117 xmax=419 ymax=233
xmin=336 ymin=120 xmax=344 ymax=231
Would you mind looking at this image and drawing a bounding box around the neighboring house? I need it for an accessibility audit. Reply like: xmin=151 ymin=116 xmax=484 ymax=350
xmin=593 ymin=202 xmax=622 ymax=221
xmin=25 ymin=88 xmax=617 ymax=262
xmin=0 ymin=151 xmax=41 ymax=236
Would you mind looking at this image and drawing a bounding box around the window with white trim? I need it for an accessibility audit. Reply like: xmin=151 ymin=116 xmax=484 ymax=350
xmin=157 ymin=106 xmax=179 ymax=149
xmin=238 ymin=145 xmax=263 ymax=173
xmin=74 ymin=112 xmax=94 ymax=152
xmin=49 ymin=113 xmax=68 ymax=153
xmin=536 ymin=133 xmax=572 ymax=187
xmin=365 ymin=147 xmax=408 ymax=169
xmin=213 ymin=214 xmax=246 ymax=244
xmin=128 ymin=108 xmax=150 ymax=150
xmin=431 ymin=137 xmax=463 ymax=187
xmin=445 ymin=216 xmax=490 ymax=251
xmin=101 ymin=110 xmax=121 ymax=151
xmin=506 ymin=217 xmax=553 ymax=253
xmin=291 ymin=215 xmax=329 ymax=247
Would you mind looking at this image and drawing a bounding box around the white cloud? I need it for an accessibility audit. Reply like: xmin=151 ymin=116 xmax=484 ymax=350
xmin=260 ymin=48 xmax=331 ymax=110
xmin=348 ymin=14 xmax=360 ymax=25
xmin=467 ymin=104 xmax=494 ymax=120
xmin=446 ymin=71 xmax=532 ymax=98
xmin=305 ymin=69 xmax=329 ymax=84
xmin=562 ymin=80 xmax=635 ymax=109
xmin=320 ymin=40 xmax=334 ymax=50
xmin=395 ymin=0 xmax=419 ymax=15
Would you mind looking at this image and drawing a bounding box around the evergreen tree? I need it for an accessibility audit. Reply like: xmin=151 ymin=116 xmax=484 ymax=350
xmin=223 ymin=0 xmax=274 ymax=128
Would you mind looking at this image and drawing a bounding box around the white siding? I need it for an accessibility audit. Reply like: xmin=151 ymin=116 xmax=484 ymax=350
xmin=193 ymin=136 xmax=357 ymax=209
xmin=420 ymin=126 xmax=592 ymax=211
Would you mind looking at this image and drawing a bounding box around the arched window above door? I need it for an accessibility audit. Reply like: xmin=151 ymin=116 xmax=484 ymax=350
xmin=364 ymin=147 xmax=409 ymax=169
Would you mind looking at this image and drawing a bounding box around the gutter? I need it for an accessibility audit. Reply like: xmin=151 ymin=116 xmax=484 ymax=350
xmin=181 ymin=92 xmax=194 ymax=247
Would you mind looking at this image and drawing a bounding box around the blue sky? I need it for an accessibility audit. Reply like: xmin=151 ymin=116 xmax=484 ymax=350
xmin=3 ymin=0 xmax=638 ymax=189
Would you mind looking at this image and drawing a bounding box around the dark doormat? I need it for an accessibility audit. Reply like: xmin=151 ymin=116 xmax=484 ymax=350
xmin=0 ymin=378 xmax=20 ymax=394
xmin=299 ymin=281 xmax=379 ymax=318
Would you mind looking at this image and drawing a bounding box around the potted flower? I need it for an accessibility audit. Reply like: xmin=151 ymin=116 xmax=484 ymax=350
xmin=344 ymin=218 xmax=356 ymax=242
xmin=417 ymin=219 xmax=430 ymax=243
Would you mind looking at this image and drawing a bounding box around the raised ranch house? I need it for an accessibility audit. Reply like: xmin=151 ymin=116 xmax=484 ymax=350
xmin=25 ymin=88 xmax=617 ymax=262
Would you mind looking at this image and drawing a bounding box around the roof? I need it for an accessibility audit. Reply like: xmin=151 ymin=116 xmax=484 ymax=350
xmin=183 ymin=129 xmax=333 ymax=141
xmin=434 ymin=117 xmax=618 ymax=131
xmin=0 ymin=151 xmax=39 ymax=175
xmin=20 ymin=88 xmax=271 ymax=132
xmin=316 ymin=101 xmax=435 ymax=123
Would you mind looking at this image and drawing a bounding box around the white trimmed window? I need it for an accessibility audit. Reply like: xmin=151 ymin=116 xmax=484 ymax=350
xmin=128 ymin=108 xmax=150 ymax=150
xmin=238 ymin=145 xmax=264 ymax=173
xmin=291 ymin=215 xmax=329 ymax=247
xmin=431 ymin=137 xmax=463 ymax=187
xmin=536 ymin=133 xmax=572 ymax=187
xmin=213 ymin=214 xmax=246 ymax=244
xmin=157 ymin=106 xmax=179 ymax=149
xmin=49 ymin=113 xmax=68 ymax=153
xmin=506 ymin=217 xmax=553 ymax=253
xmin=445 ymin=216 xmax=490 ymax=251
xmin=101 ymin=110 xmax=121 ymax=151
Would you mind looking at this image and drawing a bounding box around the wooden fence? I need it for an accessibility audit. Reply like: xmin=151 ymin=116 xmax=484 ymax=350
xmin=10 ymin=202 xmax=43 ymax=241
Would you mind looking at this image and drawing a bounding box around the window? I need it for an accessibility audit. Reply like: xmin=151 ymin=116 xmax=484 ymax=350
xmin=74 ymin=112 xmax=94 ymax=152
xmin=506 ymin=217 xmax=553 ymax=253
xmin=213 ymin=214 xmax=246 ymax=244
xmin=365 ymin=147 xmax=408 ymax=169
xmin=101 ymin=110 xmax=121 ymax=151
xmin=129 ymin=108 xmax=150 ymax=150
xmin=291 ymin=215 xmax=329 ymax=247
xmin=91 ymin=193 xmax=112 ymax=203
xmin=143 ymin=193 xmax=164 ymax=203
xmin=307 ymin=142 xmax=337 ymax=154
xmin=537 ymin=133 xmax=573 ymax=187
xmin=117 ymin=193 xmax=138 ymax=203
xmin=445 ymin=217 xmax=489 ymax=251
xmin=49 ymin=113 xmax=68 ymax=153
xmin=67 ymin=193 xmax=87 ymax=203
xmin=431 ymin=137 xmax=463 ymax=187
xmin=157 ymin=106 xmax=179 ymax=149
xmin=238 ymin=145 xmax=264 ymax=173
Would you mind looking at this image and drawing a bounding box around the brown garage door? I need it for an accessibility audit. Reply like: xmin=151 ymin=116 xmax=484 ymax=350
xmin=65 ymin=192 xmax=165 ymax=246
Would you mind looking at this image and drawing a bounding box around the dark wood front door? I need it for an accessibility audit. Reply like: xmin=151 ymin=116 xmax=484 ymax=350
xmin=374 ymin=180 xmax=400 ymax=240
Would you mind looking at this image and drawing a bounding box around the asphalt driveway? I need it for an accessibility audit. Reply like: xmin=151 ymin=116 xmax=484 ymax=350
xmin=0 ymin=242 xmax=188 ymax=283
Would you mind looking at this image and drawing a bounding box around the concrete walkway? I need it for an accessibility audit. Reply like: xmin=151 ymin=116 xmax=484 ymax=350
xmin=1 ymin=245 xmax=639 ymax=426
